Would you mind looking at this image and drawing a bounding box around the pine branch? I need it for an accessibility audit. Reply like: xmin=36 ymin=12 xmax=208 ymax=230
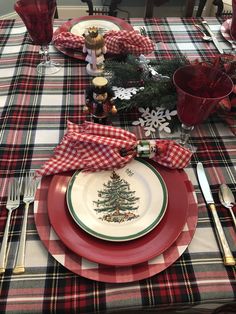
xmin=115 ymin=80 xmax=177 ymax=111
xmin=104 ymin=55 xmax=189 ymax=112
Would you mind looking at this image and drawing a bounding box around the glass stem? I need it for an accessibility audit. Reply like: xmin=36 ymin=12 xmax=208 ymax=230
xmin=41 ymin=45 xmax=51 ymax=63
xmin=180 ymin=124 xmax=194 ymax=146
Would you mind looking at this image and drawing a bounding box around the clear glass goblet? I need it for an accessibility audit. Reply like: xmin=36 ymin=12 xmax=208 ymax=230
xmin=173 ymin=64 xmax=233 ymax=151
xmin=14 ymin=0 xmax=61 ymax=75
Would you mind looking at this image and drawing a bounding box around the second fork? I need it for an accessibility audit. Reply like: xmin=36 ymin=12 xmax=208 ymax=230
xmin=13 ymin=172 xmax=38 ymax=274
xmin=0 ymin=179 xmax=20 ymax=274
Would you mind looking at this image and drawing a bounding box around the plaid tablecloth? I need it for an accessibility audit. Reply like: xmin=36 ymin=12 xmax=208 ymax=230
xmin=0 ymin=17 xmax=235 ymax=313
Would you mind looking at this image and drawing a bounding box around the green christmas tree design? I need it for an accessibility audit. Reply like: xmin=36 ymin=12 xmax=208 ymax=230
xmin=93 ymin=171 xmax=140 ymax=223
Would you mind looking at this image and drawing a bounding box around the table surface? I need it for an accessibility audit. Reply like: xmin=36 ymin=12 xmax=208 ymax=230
xmin=0 ymin=17 xmax=235 ymax=314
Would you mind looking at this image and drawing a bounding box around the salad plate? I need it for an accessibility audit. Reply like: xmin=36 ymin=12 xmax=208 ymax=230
xmin=66 ymin=159 xmax=168 ymax=241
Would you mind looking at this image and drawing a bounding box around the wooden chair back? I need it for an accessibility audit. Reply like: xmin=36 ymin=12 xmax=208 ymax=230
xmin=144 ymin=0 xmax=224 ymax=18
xmin=54 ymin=0 xmax=224 ymax=19
xmin=81 ymin=0 xmax=120 ymax=16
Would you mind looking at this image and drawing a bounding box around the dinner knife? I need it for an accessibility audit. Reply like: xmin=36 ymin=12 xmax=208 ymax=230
xmin=201 ymin=21 xmax=224 ymax=54
xmin=196 ymin=162 xmax=235 ymax=266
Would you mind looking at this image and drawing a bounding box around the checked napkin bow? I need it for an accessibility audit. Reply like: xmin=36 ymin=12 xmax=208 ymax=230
xmin=36 ymin=121 xmax=192 ymax=177
xmin=53 ymin=30 xmax=155 ymax=55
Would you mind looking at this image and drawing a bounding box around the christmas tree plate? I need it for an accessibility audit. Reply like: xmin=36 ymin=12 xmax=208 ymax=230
xmin=66 ymin=159 xmax=168 ymax=242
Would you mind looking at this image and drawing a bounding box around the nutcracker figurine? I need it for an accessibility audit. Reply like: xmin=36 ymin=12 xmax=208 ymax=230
xmin=85 ymin=77 xmax=117 ymax=124
xmin=83 ymin=26 xmax=107 ymax=76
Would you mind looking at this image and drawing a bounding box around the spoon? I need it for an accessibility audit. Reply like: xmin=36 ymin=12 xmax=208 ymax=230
xmin=218 ymin=184 xmax=236 ymax=229
xmin=194 ymin=24 xmax=212 ymax=42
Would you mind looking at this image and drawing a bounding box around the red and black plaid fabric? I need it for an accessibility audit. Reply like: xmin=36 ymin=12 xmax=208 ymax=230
xmin=0 ymin=17 xmax=235 ymax=314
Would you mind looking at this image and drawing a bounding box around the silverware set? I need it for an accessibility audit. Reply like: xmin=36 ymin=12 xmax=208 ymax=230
xmin=194 ymin=20 xmax=236 ymax=54
xmin=0 ymin=173 xmax=38 ymax=274
xmin=1 ymin=165 xmax=234 ymax=273
xmin=194 ymin=21 xmax=223 ymax=54
xmin=197 ymin=163 xmax=236 ymax=266
xmin=200 ymin=20 xmax=224 ymax=54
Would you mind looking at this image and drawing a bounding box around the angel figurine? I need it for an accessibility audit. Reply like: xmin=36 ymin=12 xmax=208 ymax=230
xmin=83 ymin=26 xmax=107 ymax=76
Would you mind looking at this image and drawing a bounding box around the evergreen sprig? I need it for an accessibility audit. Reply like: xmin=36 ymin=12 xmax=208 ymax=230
xmin=115 ymin=80 xmax=177 ymax=111
xmin=104 ymin=55 xmax=189 ymax=111
xmin=105 ymin=55 xmax=143 ymax=87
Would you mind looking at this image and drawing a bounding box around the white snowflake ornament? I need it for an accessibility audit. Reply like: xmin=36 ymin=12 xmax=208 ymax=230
xmin=112 ymin=86 xmax=142 ymax=100
xmin=132 ymin=107 xmax=177 ymax=136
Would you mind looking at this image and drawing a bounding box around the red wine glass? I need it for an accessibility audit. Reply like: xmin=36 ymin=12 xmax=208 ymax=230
xmin=173 ymin=64 xmax=233 ymax=150
xmin=14 ymin=0 xmax=61 ymax=75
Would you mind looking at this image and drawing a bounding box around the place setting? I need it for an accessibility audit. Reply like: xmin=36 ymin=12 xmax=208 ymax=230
xmin=14 ymin=0 xmax=156 ymax=81
xmin=33 ymin=125 xmax=198 ymax=282
xmin=33 ymin=117 xmax=196 ymax=281
xmin=52 ymin=15 xmax=135 ymax=60
xmin=192 ymin=5 xmax=236 ymax=55
xmin=13 ymin=0 xmax=155 ymax=63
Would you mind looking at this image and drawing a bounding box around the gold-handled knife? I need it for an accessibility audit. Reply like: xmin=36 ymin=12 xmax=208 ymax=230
xmin=196 ymin=162 xmax=235 ymax=266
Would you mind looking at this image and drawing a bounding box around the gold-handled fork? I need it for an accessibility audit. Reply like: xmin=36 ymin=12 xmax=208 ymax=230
xmin=0 ymin=179 xmax=20 ymax=274
xmin=13 ymin=172 xmax=38 ymax=274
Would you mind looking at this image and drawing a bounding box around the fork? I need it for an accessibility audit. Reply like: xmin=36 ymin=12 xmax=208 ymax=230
xmin=13 ymin=172 xmax=38 ymax=274
xmin=0 ymin=179 xmax=20 ymax=274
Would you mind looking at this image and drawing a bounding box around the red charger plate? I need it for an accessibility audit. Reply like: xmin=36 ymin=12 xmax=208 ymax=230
xmin=47 ymin=160 xmax=189 ymax=266
xmin=53 ymin=15 xmax=134 ymax=60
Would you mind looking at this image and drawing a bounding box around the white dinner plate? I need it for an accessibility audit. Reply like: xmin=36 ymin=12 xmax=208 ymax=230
xmin=70 ymin=19 xmax=121 ymax=36
xmin=66 ymin=159 xmax=168 ymax=242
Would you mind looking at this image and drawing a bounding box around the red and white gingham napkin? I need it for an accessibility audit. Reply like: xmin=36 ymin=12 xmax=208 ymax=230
xmin=152 ymin=140 xmax=192 ymax=169
xmin=53 ymin=31 xmax=84 ymax=50
xmin=103 ymin=30 xmax=155 ymax=55
xmin=36 ymin=121 xmax=192 ymax=177
xmin=53 ymin=30 xmax=155 ymax=55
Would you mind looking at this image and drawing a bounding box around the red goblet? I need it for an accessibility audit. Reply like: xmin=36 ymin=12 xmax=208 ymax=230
xmin=14 ymin=0 xmax=61 ymax=75
xmin=173 ymin=64 xmax=233 ymax=150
